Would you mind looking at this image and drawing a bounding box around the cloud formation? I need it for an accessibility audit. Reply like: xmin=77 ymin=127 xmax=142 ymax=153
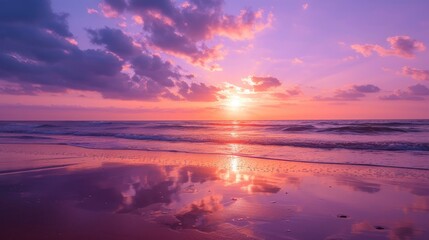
xmin=272 ymin=86 xmax=302 ymax=100
xmin=381 ymin=84 xmax=429 ymax=101
xmin=100 ymin=0 xmax=272 ymax=68
xmin=87 ymin=27 xmax=141 ymax=58
xmin=0 ymin=0 xmax=221 ymax=102
xmin=302 ymin=3 xmax=309 ymax=10
xmin=243 ymin=76 xmax=282 ymax=92
xmin=315 ymin=84 xmax=380 ymax=101
xmin=351 ymin=36 xmax=425 ymax=58
xmin=402 ymin=66 xmax=429 ymax=81
xmin=177 ymin=81 xmax=221 ymax=102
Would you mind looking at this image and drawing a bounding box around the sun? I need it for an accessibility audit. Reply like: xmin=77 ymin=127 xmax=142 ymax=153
xmin=227 ymin=95 xmax=243 ymax=110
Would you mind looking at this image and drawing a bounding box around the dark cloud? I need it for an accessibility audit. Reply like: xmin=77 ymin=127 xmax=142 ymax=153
xmin=380 ymin=84 xmax=429 ymax=101
xmin=131 ymin=54 xmax=179 ymax=87
xmin=315 ymin=84 xmax=380 ymax=101
xmin=102 ymin=0 xmax=271 ymax=67
xmin=128 ymin=0 xmax=176 ymax=17
xmin=402 ymin=66 xmax=429 ymax=81
xmin=353 ymin=84 xmax=380 ymax=93
xmin=87 ymin=27 xmax=141 ymax=58
xmin=104 ymin=0 xmax=127 ymax=14
xmin=409 ymin=84 xmax=429 ymax=95
xmin=0 ymin=0 xmax=221 ymax=102
xmin=351 ymin=36 xmax=426 ymax=58
xmin=0 ymin=0 xmax=71 ymax=37
xmin=144 ymin=20 xmax=222 ymax=67
xmin=177 ymin=81 xmax=221 ymax=102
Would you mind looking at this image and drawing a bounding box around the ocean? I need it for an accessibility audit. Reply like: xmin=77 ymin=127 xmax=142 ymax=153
xmin=0 ymin=120 xmax=428 ymax=170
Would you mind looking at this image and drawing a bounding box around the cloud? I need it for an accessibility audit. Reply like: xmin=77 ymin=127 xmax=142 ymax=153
xmin=100 ymin=0 xmax=272 ymax=67
xmin=302 ymin=3 xmax=309 ymax=10
xmin=177 ymin=81 xmax=221 ymax=101
xmin=144 ymin=20 xmax=225 ymax=67
xmin=402 ymin=66 xmax=429 ymax=81
xmin=87 ymin=27 xmax=141 ymax=58
xmin=87 ymin=8 xmax=99 ymax=14
xmin=243 ymin=76 xmax=282 ymax=92
xmin=315 ymin=84 xmax=380 ymax=101
xmin=104 ymin=0 xmax=127 ymax=14
xmin=353 ymin=84 xmax=380 ymax=93
xmin=131 ymin=54 xmax=180 ymax=87
xmin=272 ymin=86 xmax=302 ymax=100
xmin=351 ymin=36 xmax=426 ymax=58
xmin=380 ymin=84 xmax=429 ymax=101
xmin=0 ymin=0 xmax=220 ymax=102
xmin=291 ymin=57 xmax=303 ymax=64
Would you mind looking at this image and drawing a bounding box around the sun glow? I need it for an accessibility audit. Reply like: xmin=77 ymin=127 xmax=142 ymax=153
xmin=227 ymin=95 xmax=243 ymax=110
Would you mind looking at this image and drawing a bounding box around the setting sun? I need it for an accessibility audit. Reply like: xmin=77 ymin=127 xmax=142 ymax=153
xmin=227 ymin=95 xmax=243 ymax=110
xmin=1 ymin=1 xmax=429 ymax=239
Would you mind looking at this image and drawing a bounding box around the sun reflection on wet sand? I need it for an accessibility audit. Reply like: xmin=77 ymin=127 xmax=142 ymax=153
xmin=0 ymin=144 xmax=429 ymax=240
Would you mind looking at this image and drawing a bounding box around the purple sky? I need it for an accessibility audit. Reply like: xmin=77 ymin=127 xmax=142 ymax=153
xmin=1 ymin=0 xmax=428 ymax=120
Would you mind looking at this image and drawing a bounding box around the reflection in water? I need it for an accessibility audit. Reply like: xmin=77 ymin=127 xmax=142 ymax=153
xmin=217 ymin=156 xmax=281 ymax=194
xmin=352 ymin=221 xmax=420 ymax=240
xmin=179 ymin=166 xmax=218 ymax=183
xmin=0 ymin=152 xmax=428 ymax=240
xmin=389 ymin=221 xmax=418 ymax=240
xmin=336 ymin=176 xmax=381 ymax=193
xmin=352 ymin=221 xmax=387 ymax=234
xmin=174 ymin=195 xmax=224 ymax=231
xmin=404 ymin=197 xmax=429 ymax=213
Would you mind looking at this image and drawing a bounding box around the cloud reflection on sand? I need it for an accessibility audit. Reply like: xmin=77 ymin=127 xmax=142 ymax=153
xmin=0 ymin=145 xmax=429 ymax=239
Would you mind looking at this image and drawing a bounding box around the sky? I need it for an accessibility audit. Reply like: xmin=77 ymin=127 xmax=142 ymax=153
xmin=1 ymin=0 xmax=429 ymax=120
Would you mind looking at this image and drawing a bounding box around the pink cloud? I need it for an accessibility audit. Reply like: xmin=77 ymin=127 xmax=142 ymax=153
xmin=291 ymin=57 xmax=303 ymax=64
xmin=351 ymin=36 xmax=426 ymax=58
xmin=380 ymin=84 xmax=429 ymax=101
xmin=213 ymin=9 xmax=273 ymax=40
xmin=402 ymin=66 xmax=429 ymax=81
xmin=100 ymin=0 xmax=272 ymax=68
xmin=286 ymin=86 xmax=302 ymax=96
xmin=315 ymin=84 xmax=380 ymax=101
xmin=133 ymin=15 xmax=143 ymax=25
xmin=243 ymin=76 xmax=282 ymax=92
xmin=302 ymin=3 xmax=309 ymax=10
xmin=87 ymin=8 xmax=99 ymax=14
xmin=65 ymin=37 xmax=78 ymax=45
xmin=99 ymin=2 xmax=120 ymax=18
xmin=272 ymin=86 xmax=302 ymax=100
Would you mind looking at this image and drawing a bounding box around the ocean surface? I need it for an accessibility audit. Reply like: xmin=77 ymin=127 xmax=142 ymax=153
xmin=0 ymin=120 xmax=428 ymax=169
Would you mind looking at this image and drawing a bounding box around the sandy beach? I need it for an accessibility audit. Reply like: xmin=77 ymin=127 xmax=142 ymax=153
xmin=0 ymin=143 xmax=428 ymax=240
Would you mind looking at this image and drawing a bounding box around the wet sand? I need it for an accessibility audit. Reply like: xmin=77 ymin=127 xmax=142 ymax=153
xmin=0 ymin=144 xmax=428 ymax=240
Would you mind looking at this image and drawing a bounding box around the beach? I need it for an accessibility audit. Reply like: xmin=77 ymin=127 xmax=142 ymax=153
xmin=1 ymin=143 xmax=428 ymax=240
xmin=1 ymin=0 xmax=429 ymax=238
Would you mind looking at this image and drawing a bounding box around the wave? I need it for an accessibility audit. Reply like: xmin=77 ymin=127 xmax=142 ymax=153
xmin=282 ymin=125 xmax=316 ymax=132
xmin=1 ymin=130 xmax=428 ymax=151
xmin=318 ymin=126 xmax=417 ymax=133
xmin=35 ymin=124 xmax=60 ymax=128
xmin=141 ymin=124 xmax=209 ymax=130
xmin=64 ymin=133 xmax=429 ymax=151
xmin=0 ymin=135 xmax=53 ymax=140
xmin=65 ymin=143 xmax=429 ymax=171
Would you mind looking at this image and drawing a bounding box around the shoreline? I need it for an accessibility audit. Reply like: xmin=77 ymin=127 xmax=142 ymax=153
xmin=1 ymin=142 xmax=429 ymax=172
xmin=0 ymin=143 xmax=428 ymax=239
